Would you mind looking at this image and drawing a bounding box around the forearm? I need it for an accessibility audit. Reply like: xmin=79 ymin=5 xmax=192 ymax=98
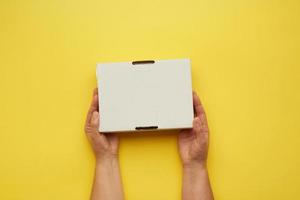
xmin=91 ymin=157 xmax=124 ymax=200
xmin=182 ymin=163 xmax=213 ymax=200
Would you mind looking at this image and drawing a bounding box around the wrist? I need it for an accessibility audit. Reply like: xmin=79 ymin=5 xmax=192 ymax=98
xmin=182 ymin=161 xmax=209 ymax=185
xmin=95 ymin=154 xmax=119 ymax=166
xmin=183 ymin=160 xmax=207 ymax=172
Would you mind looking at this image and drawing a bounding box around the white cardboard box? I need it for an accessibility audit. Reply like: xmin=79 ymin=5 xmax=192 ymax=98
xmin=96 ymin=59 xmax=193 ymax=133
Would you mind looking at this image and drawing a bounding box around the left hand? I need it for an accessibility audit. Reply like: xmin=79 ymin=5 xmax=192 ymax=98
xmin=84 ymin=88 xmax=119 ymax=163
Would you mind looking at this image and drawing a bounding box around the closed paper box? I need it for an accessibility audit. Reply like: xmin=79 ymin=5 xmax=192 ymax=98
xmin=96 ymin=59 xmax=193 ymax=133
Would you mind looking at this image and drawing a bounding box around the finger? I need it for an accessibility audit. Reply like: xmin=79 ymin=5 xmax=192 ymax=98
xmin=94 ymin=124 xmax=109 ymax=145
xmin=193 ymin=117 xmax=201 ymax=133
xmin=193 ymin=91 xmax=202 ymax=117
xmin=84 ymin=110 xmax=99 ymax=138
xmin=193 ymin=92 xmax=208 ymax=124
xmin=91 ymin=88 xmax=99 ymax=111
xmin=91 ymin=111 xmax=100 ymax=131
xmin=85 ymin=95 xmax=98 ymax=127
xmin=88 ymin=111 xmax=107 ymax=144
xmin=192 ymin=92 xmax=209 ymax=135
xmin=85 ymin=89 xmax=99 ymax=126
xmin=93 ymin=88 xmax=98 ymax=96
xmin=194 ymin=117 xmax=209 ymax=141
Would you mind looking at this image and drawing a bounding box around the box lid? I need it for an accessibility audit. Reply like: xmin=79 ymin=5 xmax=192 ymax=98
xmin=96 ymin=59 xmax=193 ymax=132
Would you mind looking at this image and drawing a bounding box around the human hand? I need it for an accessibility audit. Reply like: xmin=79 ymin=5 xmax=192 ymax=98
xmin=178 ymin=92 xmax=209 ymax=169
xmin=85 ymin=89 xmax=124 ymax=200
xmin=84 ymin=88 xmax=119 ymax=163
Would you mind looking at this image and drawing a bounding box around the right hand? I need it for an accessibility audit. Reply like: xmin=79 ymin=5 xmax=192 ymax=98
xmin=178 ymin=92 xmax=210 ymax=169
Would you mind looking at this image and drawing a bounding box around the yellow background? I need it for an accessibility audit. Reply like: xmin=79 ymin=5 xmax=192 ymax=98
xmin=0 ymin=0 xmax=300 ymax=199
